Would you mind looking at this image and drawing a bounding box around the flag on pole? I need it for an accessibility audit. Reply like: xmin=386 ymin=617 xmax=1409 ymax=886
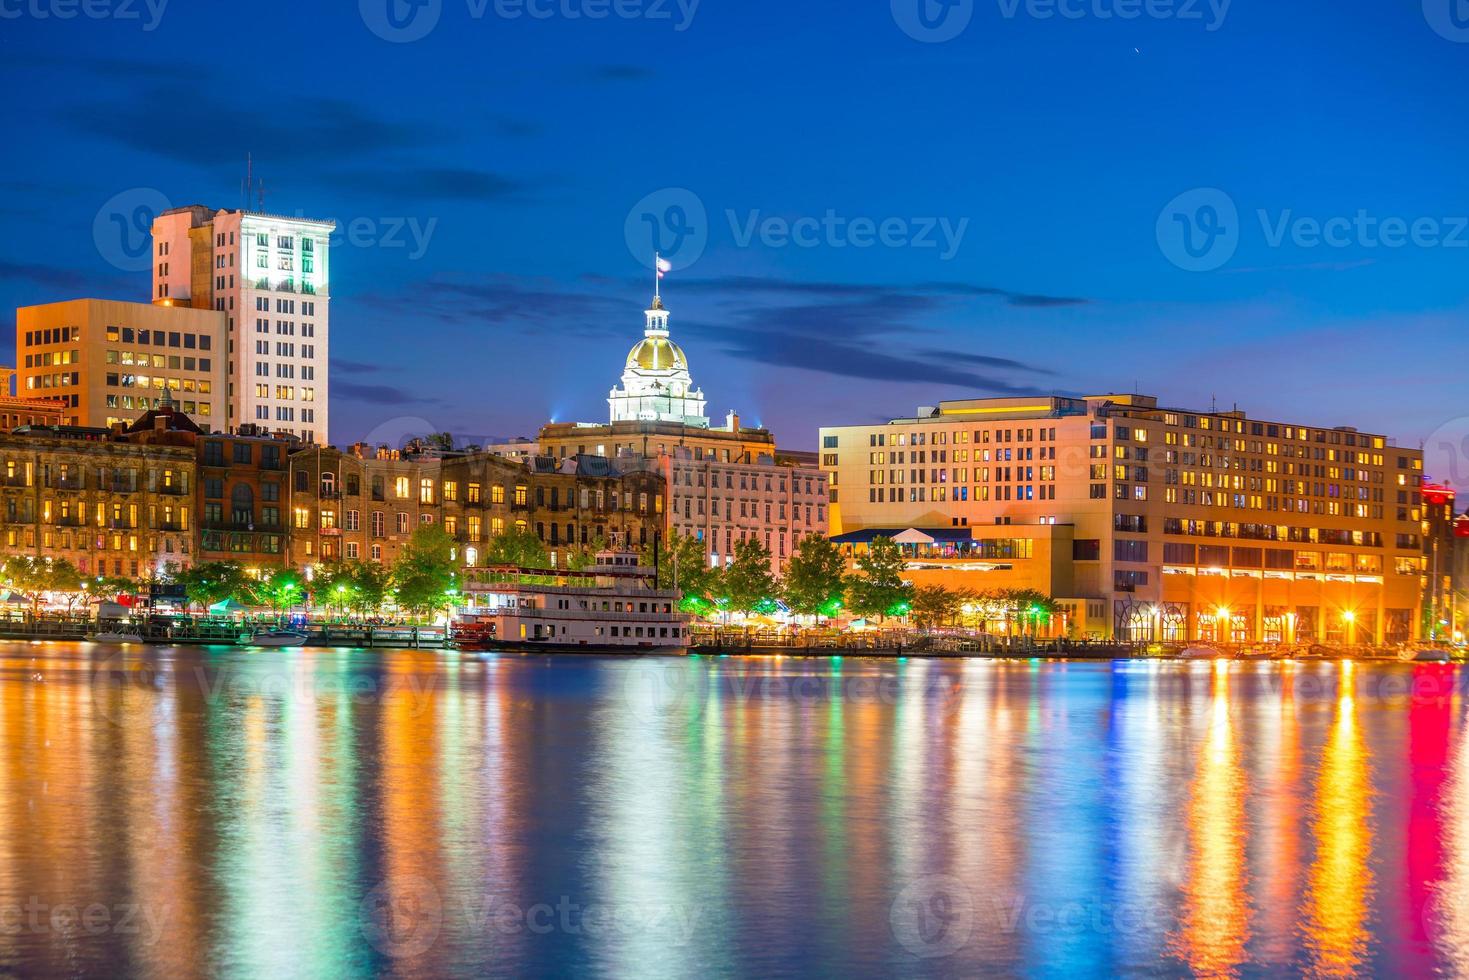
xmin=656 ymin=255 xmax=672 ymax=278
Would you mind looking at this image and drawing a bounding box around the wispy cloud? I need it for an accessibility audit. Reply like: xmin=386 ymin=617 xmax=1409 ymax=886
xmin=334 ymin=381 xmax=437 ymax=405
xmin=325 ymin=167 xmax=533 ymax=201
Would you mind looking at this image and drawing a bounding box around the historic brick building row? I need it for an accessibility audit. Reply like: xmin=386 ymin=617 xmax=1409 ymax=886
xmin=0 ymin=405 xmax=667 ymax=581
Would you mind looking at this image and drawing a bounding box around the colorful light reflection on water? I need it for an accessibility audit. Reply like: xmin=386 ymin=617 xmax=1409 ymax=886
xmin=2 ymin=646 xmax=1468 ymax=977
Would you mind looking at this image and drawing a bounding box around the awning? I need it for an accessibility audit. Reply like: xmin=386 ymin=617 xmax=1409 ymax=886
xmin=829 ymin=527 xmax=975 ymax=545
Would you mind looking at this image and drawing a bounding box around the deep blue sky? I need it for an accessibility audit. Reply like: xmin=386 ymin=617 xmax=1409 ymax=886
xmin=1 ymin=0 xmax=1465 ymax=457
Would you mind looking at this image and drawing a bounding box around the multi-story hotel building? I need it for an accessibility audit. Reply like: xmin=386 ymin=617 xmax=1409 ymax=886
xmin=535 ymin=291 xmax=828 ymax=573
xmin=820 ymin=393 xmax=1426 ymax=644
xmin=151 ymin=205 xmax=333 ymax=443
xmin=284 ymin=444 xmax=666 ymax=572
xmin=15 ymin=299 xmax=226 ymax=429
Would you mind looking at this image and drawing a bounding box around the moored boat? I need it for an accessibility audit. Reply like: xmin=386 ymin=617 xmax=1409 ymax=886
xmin=87 ymin=627 xmax=145 ymax=644
xmin=244 ymin=629 xmax=309 ymax=647
xmin=454 ymin=550 xmax=691 ymax=655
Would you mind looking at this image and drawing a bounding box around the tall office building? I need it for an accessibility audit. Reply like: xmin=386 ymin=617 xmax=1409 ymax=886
xmin=151 ymin=206 xmax=334 ymax=444
xmin=821 ymin=393 xmax=1426 ymax=644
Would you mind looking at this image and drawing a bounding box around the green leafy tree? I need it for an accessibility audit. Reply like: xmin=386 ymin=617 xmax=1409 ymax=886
xmin=3 ymin=557 xmax=86 ymax=613
xmin=350 ymin=561 xmax=393 ymax=617
xmin=168 ymin=561 xmax=255 ymax=613
xmin=393 ymin=525 xmax=460 ymax=617
xmin=781 ymin=535 xmax=848 ymax=621
xmin=721 ymin=538 xmax=780 ymax=616
xmin=258 ymin=567 xmax=305 ymax=617
xmin=642 ymin=530 xmax=721 ymax=613
xmin=313 ymin=561 xmax=359 ymax=619
xmin=911 ymin=585 xmax=970 ymax=630
xmin=566 ymin=535 xmax=609 ymax=571
xmin=484 ymin=527 xmax=550 ymax=569
xmin=845 ymin=536 xmax=914 ymax=622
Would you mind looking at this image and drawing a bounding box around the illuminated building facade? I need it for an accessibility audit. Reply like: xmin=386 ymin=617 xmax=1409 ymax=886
xmin=195 ymin=427 xmax=299 ymax=567
xmin=283 ymin=444 xmax=665 ymax=571
xmin=15 ymin=299 xmax=226 ymax=429
xmin=608 ymin=295 xmax=707 ymax=426
xmin=151 ymin=206 xmax=333 ymax=443
xmin=539 ymin=291 xmax=828 ymax=574
xmin=0 ymin=368 xmax=66 ymax=430
xmin=1422 ymin=480 xmax=1459 ymax=640
xmin=0 ymin=416 xmax=197 ymax=577
xmin=820 ymin=393 xmax=1425 ymax=644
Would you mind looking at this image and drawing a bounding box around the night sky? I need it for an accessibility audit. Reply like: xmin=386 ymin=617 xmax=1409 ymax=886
xmin=1 ymin=0 xmax=1465 ymax=460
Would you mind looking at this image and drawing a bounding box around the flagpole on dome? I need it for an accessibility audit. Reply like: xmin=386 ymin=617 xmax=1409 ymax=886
xmin=654 ymin=252 xmax=672 ymax=309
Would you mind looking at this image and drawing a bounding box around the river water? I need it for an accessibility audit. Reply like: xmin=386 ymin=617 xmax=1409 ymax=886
xmin=1 ymin=644 xmax=1467 ymax=977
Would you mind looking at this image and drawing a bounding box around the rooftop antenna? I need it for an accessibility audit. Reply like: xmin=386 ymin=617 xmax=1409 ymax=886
xmin=241 ymin=153 xmax=266 ymax=211
xmin=1211 ymin=395 xmax=1217 ymax=413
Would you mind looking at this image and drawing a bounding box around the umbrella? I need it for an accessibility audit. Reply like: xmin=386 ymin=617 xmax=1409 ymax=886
xmin=0 ymin=591 xmax=31 ymax=606
xmin=207 ymin=598 xmax=249 ymax=613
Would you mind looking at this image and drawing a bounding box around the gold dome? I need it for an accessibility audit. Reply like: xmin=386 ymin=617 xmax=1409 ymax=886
xmin=627 ymin=336 xmax=688 ymax=371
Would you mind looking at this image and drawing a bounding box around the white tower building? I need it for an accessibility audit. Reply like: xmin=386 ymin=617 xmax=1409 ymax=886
xmin=151 ymin=205 xmax=334 ymax=444
xmin=608 ymin=292 xmax=709 ymax=427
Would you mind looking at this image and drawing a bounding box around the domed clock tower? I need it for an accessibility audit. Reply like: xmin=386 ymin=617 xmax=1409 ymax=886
xmin=608 ymin=293 xmax=710 ymax=427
